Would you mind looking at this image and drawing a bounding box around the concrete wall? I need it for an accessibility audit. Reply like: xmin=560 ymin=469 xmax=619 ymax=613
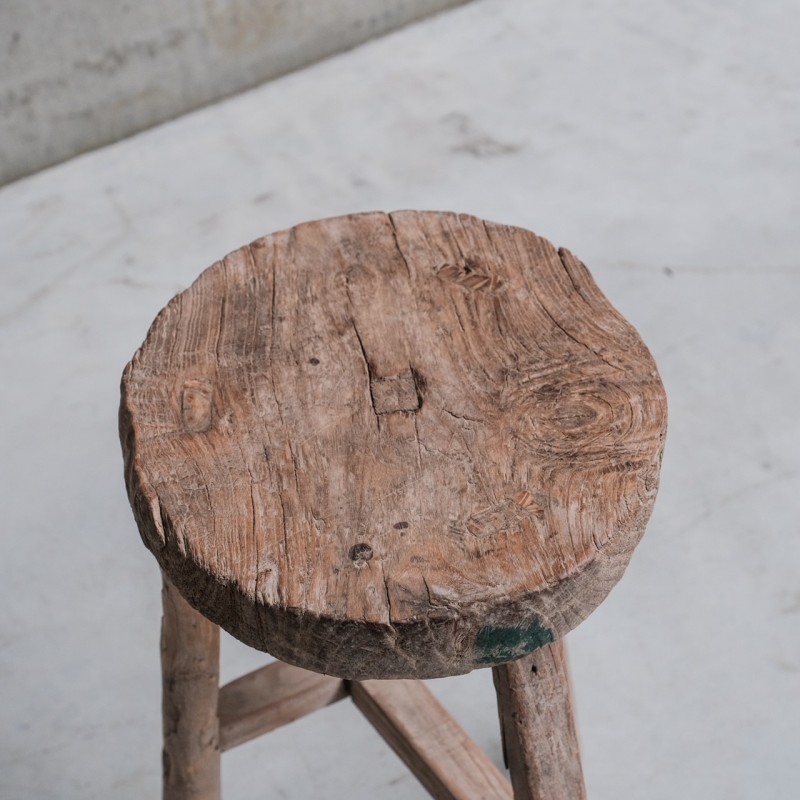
xmin=0 ymin=0 xmax=468 ymax=186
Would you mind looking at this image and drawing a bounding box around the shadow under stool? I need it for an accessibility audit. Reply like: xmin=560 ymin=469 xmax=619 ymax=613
xmin=120 ymin=211 xmax=667 ymax=799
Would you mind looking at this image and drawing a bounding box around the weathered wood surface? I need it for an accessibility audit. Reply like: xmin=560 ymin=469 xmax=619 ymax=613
xmin=218 ymin=659 xmax=347 ymax=751
xmin=161 ymin=574 xmax=221 ymax=800
xmin=351 ymin=678 xmax=513 ymax=800
xmin=493 ymin=641 xmax=586 ymax=800
xmin=121 ymin=210 xmax=667 ymax=679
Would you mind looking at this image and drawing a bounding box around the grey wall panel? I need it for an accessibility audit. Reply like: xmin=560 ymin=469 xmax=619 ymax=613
xmin=0 ymin=0 xmax=469 ymax=185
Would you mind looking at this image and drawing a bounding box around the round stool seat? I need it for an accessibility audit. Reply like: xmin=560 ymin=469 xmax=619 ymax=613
xmin=120 ymin=211 xmax=666 ymax=680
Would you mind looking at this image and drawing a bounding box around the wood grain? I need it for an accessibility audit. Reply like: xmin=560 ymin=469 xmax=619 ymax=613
xmin=351 ymin=678 xmax=513 ymax=800
xmin=161 ymin=574 xmax=220 ymax=800
xmin=493 ymin=641 xmax=585 ymax=799
xmin=121 ymin=211 xmax=667 ymax=679
xmin=218 ymin=660 xmax=347 ymax=751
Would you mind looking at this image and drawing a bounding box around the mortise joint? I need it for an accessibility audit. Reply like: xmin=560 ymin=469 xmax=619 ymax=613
xmin=369 ymin=368 xmax=423 ymax=414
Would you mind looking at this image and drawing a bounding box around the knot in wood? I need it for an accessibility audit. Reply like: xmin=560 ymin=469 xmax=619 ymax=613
xmin=349 ymin=542 xmax=374 ymax=564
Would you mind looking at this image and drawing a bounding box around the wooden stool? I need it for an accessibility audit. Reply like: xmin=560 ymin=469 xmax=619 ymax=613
xmin=120 ymin=211 xmax=667 ymax=799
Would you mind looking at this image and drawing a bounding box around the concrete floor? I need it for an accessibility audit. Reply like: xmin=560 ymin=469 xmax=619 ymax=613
xmin=1 ymin=1 xmax=798 ymax=798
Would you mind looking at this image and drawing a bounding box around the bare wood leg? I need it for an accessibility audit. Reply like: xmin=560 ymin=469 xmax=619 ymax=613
xmin=492 ymin=641 xmax=586 ymax=800
xmin=161 ymin=574 xmax=221 ymax=800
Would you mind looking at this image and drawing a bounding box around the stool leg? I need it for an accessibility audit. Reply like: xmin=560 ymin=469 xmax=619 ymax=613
xmin=492 ymin=641 xmax=586 ymax=800
xmin=161 ymin=574 xmax=221 ymax=800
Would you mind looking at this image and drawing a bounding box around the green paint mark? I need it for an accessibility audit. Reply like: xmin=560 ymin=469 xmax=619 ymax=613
xmin=475 ymin=620 xmax=554 ymax=664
